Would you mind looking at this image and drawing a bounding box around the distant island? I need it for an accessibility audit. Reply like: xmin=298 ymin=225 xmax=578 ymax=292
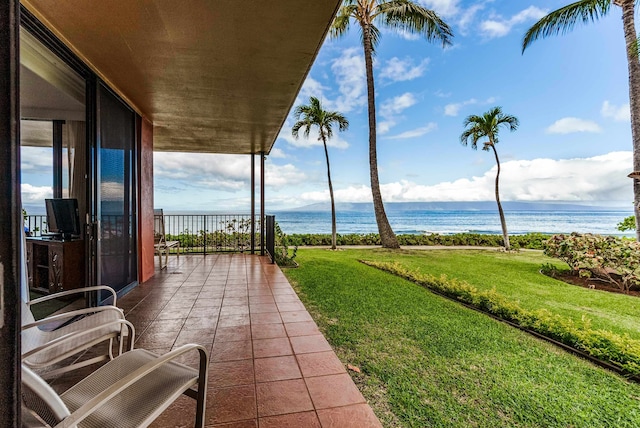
xmin=278 ymin=201 xmax=631 ymax=213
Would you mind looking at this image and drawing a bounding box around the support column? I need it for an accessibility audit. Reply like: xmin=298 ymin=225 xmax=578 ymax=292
xmin=251 ymin=154 xmax=255 ymax=254
xmin=0 ymin=1 xmax=21 ymax=426
xmin=260 ymin=151 xmax=265 ymax=256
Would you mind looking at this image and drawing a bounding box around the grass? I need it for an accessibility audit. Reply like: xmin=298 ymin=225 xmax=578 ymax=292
xmin=283 ymin=248 xmax=640 ymax=427
xmin=353 ymin=249 xmax=640 ymax=340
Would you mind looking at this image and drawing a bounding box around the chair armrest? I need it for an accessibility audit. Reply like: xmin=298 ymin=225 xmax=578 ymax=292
xmin=22 ymin=319 xmax=135 ymax=360
xmin=58 ymin=345 xmax=208 ymax=427
xmin=28 ymin=286 xmax=118 ymax=306
xmin=22 ymin=306 xmax=125 ymax=330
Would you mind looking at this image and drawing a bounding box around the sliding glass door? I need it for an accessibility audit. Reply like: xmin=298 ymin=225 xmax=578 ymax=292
xmin=95 ymin=83 xmax=137 ymax=300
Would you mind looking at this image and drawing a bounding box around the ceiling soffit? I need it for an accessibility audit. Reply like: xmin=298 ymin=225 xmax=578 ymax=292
xmin=21 ymin=0 xmax=341 ymax=154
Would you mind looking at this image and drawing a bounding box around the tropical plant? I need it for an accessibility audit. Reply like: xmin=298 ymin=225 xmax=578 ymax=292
xmin=618 ymin=215 xmax=636 ymax=231
xmin=460 ymin=107 xmax=519 ymax=250
xmin=523 ymin=0 xmax=640 ymax=241
xmin=330 ymin=0 xmax=453 ymax=249
xmin=292 ymin=96 xmax=349 ymax=250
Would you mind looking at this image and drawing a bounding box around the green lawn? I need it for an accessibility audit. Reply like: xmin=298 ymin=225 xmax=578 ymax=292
xmin=284 ymin=248 xmax=640 ymax=427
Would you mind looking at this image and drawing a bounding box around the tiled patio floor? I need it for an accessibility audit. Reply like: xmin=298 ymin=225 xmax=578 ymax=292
xmin=56 ymin=254 xmax=382 ymax=427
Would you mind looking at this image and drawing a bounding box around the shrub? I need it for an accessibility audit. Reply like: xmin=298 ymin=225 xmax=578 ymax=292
xmin=544 ymin=233 xmax=640 ymax=293
xmin=362 ymin=260 xmax=640 ymax=376
xmin=285 ymin=232 xmax=549 ymax=249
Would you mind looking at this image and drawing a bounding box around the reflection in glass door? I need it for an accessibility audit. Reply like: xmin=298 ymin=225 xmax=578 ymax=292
xmin=96 ymin=83 xmax=137 ymax=300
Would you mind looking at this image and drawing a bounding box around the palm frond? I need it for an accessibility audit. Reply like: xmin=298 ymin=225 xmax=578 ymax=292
xmin=378 ymin=0 xmax=453 ymax=47
xmin=460 ymin=107 xmax=519 ymax=149
xmin=522 ymin=0 xmax=611 ymax=53
xmin=331 ymin=3 xmax=358 ymax=39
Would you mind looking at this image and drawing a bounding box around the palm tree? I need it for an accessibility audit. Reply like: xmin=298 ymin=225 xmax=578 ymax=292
xmin=331 ymin=0 xmax=453 ymax=249
xmin=522 ymin=0 xmax=640 ymax=241
xmin=292 ymin=96 xmax=349 ymax=250
xmin=460 ymin=107 xmax=519 ymax=251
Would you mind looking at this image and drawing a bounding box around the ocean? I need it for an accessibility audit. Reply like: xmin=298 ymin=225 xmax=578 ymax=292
xmin=272 ymin=210 xmax=635 ymax=237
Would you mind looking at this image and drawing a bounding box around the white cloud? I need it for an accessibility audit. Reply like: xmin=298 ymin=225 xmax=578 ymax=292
xmin=381 ymin=93 xmax=418 ymax=117
xmin=444 ymin=98 xmax=477 ymax=116
xmin=21 ymin=183 xmax=52 ymax=203
xmin=329 ymin=48 xmax=366 ymax=113
xmin=418 ymin=0 xmax=461 ymax=18
xmin=546 ymin=117 xmax=602 ymax=134
xmin=21 ymin=146 xmax=52 ymax=174
xmin=378 ymin=93 xmax=418 ymax=134
xmin=480 ymin=6 xmax=547 ymax=38
xmin=458 ymin=3 xmax=485 ymax=33
xmin=154 ymin=152 xmax=307 ymax=191
xmin=301 ymin=152 xmax=632 ymax=203
xmin=380 ymin=57 xmax=430 ymax=82
xmin=387 ymin=123 xmax=438 ymax=139
xmin=269 ymin=148 xmax=287 ymax=158
xmin=601 ymin=101 xmax=630 ymax=122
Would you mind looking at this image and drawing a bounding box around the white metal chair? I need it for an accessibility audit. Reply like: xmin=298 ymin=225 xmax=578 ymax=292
xmin=21 ymin=345 xmax=209 ymax=427
xmin=21 ymin=226 xmax=134 ymax=377
xmin=22 ymin=286 xmax=135 ymax=377
xmin=154 ymin=208 xmax=180 ymax=269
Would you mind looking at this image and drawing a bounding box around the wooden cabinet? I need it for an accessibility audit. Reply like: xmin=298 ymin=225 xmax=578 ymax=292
xmin=26 ymin=238 xmax=86 ymax=294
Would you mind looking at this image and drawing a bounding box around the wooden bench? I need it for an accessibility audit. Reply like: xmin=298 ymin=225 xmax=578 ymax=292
xmin=154 ymin=209 xmax=180 ymax=269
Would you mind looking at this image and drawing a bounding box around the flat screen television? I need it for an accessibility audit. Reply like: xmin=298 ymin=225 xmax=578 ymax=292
xmin=45 ymin=198 xmax=81 ymax=240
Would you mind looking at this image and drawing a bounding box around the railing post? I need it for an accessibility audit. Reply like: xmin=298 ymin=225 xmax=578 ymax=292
xmin=203 ymin=214 xmax=207 ymax=256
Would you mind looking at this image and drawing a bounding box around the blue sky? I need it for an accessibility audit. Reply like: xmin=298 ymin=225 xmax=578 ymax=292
xmin=22 ymin=1 xmax=635 ymax=212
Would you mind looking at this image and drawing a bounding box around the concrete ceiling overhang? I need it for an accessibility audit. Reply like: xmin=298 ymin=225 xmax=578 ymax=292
xmin=21 ymin=0 xmax=341 ymax=155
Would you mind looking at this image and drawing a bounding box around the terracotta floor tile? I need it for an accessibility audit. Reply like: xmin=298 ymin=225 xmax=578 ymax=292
xmin=149 ymin=394 xmax=196 ymax=427
xmin=273 ymin=295 xmax=302 ymax=304
xmin=256 ymin=379 xmax=313 ymax=417
xmin=220 ymin=306 xmax=250 ymax=316
xmin=135 ymin=331 xmax=178 ymax=349
xmin=290 ymin=335 xmax=333 ymax=354
xmin=207 ymin=385 xmax=256 ymax=424
xmin=209 ymin=420 xmax=257 ymax=428
xmin=215 ymin=325 xmax=251 ymax=342
xmin=275 ymin=301 xmax=306 ymax=312
xmin=250 ymin=312 xmax=282 ymax=325
xmin=208 ymin=359 xmax=255 ymax=388
xmin=224 ymin=289 xmax=249 ymax=298
xmin=143 ymin=318 xmax=187 ymax=334
xmin=258 ymin=411 xmax=321 ymax=428
xmin=251 ymin=323 xmax=287 ymax=340
xmin=193 ymin=298 xmax=223 ymax=308
xmin=248 ymin=303 xmax=278 ymax=314
xmin=248 ymin=296 xmax=275 ymax=305
xmin=254 ymin=356 xmax=301 ymax=383
xmin=183 ymin=316 xmax=219 ymax=331
xmin=284 ymin=321 xmax=319 ymax=337
xmin=252 ymin=337 xmax=292 ymax=358
xmin=305 ymin=373 xmax=365 ymax=409
xmin=223 ymin=297 xmax=249 ymax=306
xmin=174 ymin=329 xmax=215 ymax=347
xmin=316 ymin=403 xmax=383 ymax=428
xmin=247 ymin=288 xmax=272 ymax=296
xmin=211 ymin=340 xmax=253 ymax=361
xmin=156 ymin=308 xmax=193 ymax=320
xmin=297 ymin=351 xmax=346 ymax=378
xmin=279 ymin=311 xmax=313 ymax=323
xmin=218 ymin=314 xmax=250 ymax=328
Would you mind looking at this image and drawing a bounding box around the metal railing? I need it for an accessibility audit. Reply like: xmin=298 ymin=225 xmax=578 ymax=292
xmin=26 ymin=213 xmax=274 ymax=255
xmin=265 ymin=215 xmax=275 ymax=263
xmin=24 ymin=215 xmax=47 ymax=236
xmin=162 ymin=214 xmax=263 ymax=254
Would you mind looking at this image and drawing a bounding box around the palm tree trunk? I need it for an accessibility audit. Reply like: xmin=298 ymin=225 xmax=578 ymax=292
xmin=618 ymin=0 xmax=640 ymax=241
xmin=361 ymin=23 xmax=399 ymax=249
xmin=490 ymin=143 xmax=510 ymax=250
xmin=321 ymin=135 xmax=337 ymax=250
